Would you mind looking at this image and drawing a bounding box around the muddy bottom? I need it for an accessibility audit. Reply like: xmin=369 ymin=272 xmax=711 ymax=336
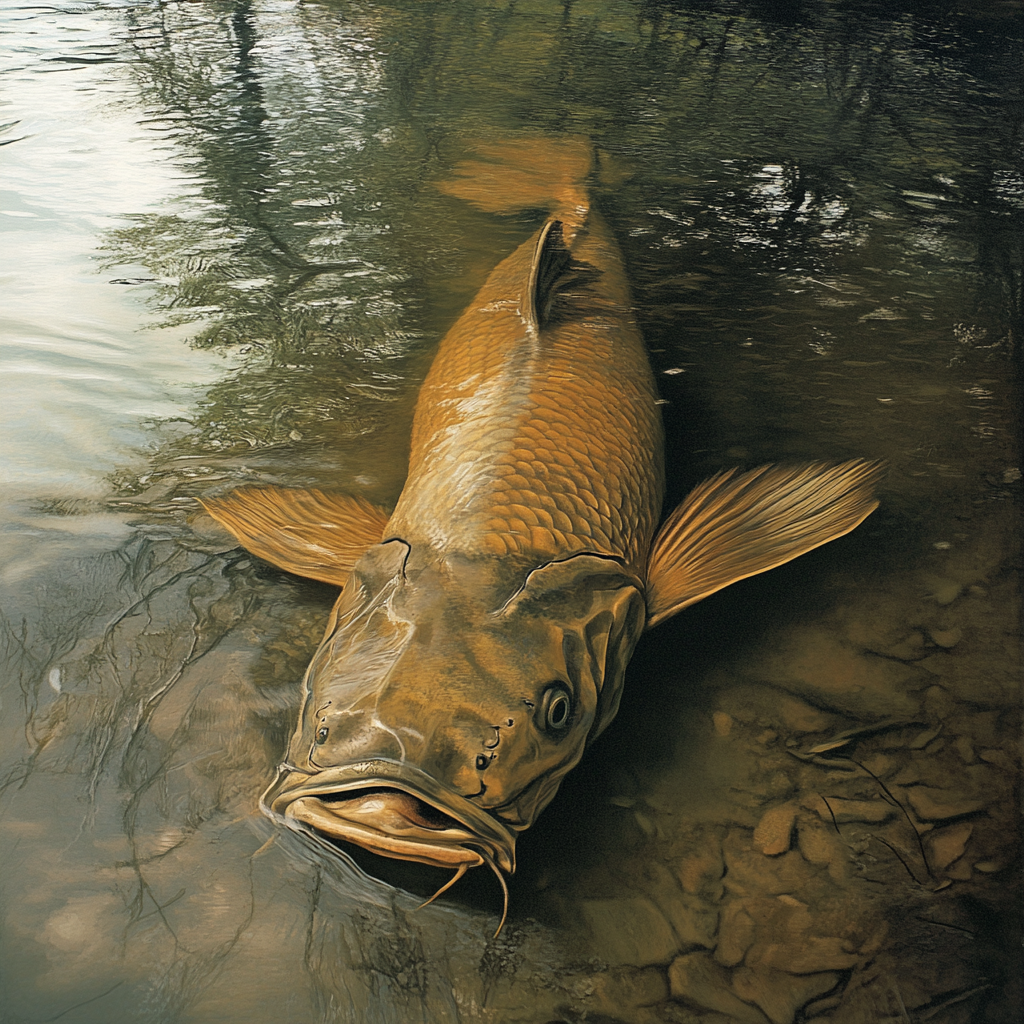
xmin=0 ymin=493 xmax=1018 ymax=1024
xmin=514 ymin=501 xmax=1021 ymax=1024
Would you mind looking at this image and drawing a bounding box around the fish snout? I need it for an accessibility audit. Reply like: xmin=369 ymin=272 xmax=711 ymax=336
xmin=304 ymin=706 xmax=407 ymax=769
xmin=301 ymin=697 xmax=517 ymax=797
xmin=270 ymin=698 xmax=521 ymax=877
xmin=370 ymin=699 xmax=525 ymax=802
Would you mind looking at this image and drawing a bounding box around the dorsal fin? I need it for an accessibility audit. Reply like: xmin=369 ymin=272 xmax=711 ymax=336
xmin=526 ymin=218 xmax=573 ymax=332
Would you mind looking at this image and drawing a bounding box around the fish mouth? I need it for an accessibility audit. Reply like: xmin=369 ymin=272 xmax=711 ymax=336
xmin=260 ymin=760 xmax=516 ymax=875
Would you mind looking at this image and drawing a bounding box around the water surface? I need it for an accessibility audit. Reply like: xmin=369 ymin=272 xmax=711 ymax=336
xmin=1 ymin=2 xmax=1020 ymax=1022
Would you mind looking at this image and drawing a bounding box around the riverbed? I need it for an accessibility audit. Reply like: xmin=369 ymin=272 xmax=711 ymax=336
xmin=1 ymin=2 xmax=1020 ymax=1022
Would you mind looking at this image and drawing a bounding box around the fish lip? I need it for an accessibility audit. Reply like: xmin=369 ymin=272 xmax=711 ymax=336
xmin=260 ymin=759 xmax=516 ymax=874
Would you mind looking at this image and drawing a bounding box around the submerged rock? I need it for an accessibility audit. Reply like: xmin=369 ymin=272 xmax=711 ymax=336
xmin=668 ymin=951 xmax=769 ymax=1023
xmin=577 ymin=897 xmax=679 ymax=967
xmin=812 ymin=796 xmax=895 ymax=825
xmin=905 ymin=786 xmax=988 ymax=821
xmin=753 ymin=801 xmax=799 ymax=855
xmin=715 ymin=901 xmax=757 ymax=967
xmin=732 ymin=964 xmax=840 ymax=1024
xmin=723 ymin=831 xmax=817 ymax=897
xmin=751 ymin=627 xmax=926 ymax=719
xmin=926 ymin=822 xmax=973 ymax=872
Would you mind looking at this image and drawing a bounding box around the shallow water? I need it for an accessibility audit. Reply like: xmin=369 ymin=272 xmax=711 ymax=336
xmin=0 ymin=2 xmax=1020 ymax=1022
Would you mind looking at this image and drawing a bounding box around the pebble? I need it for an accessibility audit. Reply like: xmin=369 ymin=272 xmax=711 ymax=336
xmin=723 ymin=833 xmax=814 ymax=896
xmin=587 ymin=967 xmax=671 ymax=1024
xmin=858 ymin=752 xmax=894 ymax=776
xmin=926 ymin=578 xmax=961 ymax=605
xmin=747 ymin=934 xmax=860 ymax=975
xmin=715 ymin=901 xmax=756 ymax=967
xmin=974 ymin=859 xmax=1009 ymax=873
xmin=795 ymin=819 xmax=850 ymax=884
xmin=796 ymin=820 xmax=839 ymax=867
xmin=753 ymin=802 xmax=799 ymax=856
xmin=905 ymin=786 xmax=987 ymax=821
xmin=713 ymin=711 xmax=734 ymax=736
xmin=732 ymin=965 xmax=840 ymax=1024
xmin=668 ymin=952 xmax=770 ymax=1023
xmin=776 ymin=895 xmax=806 ymax=908
xmin=978 ymin=748 xmax=1012 ymax=769
xmin=928 ymin=626 xmax=963 ymax=648
xmin=775 ymin=696 xmax=834 ymax=734
xmin=644 ymin=861 xmax=718 ymax=950
xmin=762 ymin=770 xmax=796 ymax=799
xmin=925 ymin=822 xmax=972 ymax=871
xmin=945 ymin=857 xmax=973 ymax=881
xmin=891 ymin=763 xmax=924 ymax=785
xmin=908 ymin=726 xmax=941 ymax=749
xmin=663 ymin=893 xmax=719 ymax=951
xmin=677 ymin=848 xmax=725 ymax=897
xmin=953 ymin=735 xmax=976 ymax=763
xmin=804 ymin=993 xmax=843 ymax=1018
xmin=813 ymin=797 xmax=894 ymax=824
xmin=633 ymin=810 xmax=657 ymax=837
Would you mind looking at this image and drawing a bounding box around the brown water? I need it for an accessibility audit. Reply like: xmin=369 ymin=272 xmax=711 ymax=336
xmin=0 ymin=2 xmax=1020 ymax=1022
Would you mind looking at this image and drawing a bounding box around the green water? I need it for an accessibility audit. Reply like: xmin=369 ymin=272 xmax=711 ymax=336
xmin=0 ymin=2 xmax=1020 ymax=1022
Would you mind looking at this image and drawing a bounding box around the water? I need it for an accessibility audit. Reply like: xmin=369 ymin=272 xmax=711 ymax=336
xmin=0 ymin=2 xmax=1020 ymax=1022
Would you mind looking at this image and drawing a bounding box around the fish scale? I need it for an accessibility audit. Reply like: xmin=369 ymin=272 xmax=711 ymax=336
xmin=201 ymin=137 xmax=882 ymax=916
xmin=388 ymin=209 xmax=664 ymax=572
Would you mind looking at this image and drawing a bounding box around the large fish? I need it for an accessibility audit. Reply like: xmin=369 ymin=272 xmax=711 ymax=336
xmin=202 ymin=138 xmax=881 ymax=925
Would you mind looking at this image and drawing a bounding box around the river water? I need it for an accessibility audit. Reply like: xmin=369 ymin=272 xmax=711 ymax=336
xmin=0 ymin=2 xmax=1020 ymax=1022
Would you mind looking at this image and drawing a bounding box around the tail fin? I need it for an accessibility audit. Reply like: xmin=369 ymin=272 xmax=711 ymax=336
xmin=644 ymin=460 xmax=884 ymax=629
xmin=439 ymin=136 xmax=596 ymax=233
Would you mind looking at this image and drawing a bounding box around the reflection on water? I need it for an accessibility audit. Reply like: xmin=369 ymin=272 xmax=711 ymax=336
xmin=0 ymin=1 xmax=1020 ymax=1022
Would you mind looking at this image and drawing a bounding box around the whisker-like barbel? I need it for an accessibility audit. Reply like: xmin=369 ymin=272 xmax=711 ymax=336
xmin=201 ymin=136 xmax=882 ymax=927
xmin=418 ymin=863 xmax=469 ymax=910
xmin=482 ymin=852 xmax=510 ymax=939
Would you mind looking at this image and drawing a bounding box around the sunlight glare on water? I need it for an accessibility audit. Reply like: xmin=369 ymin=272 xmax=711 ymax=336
xmin=0 ymin=2 xmax=227 ymax=571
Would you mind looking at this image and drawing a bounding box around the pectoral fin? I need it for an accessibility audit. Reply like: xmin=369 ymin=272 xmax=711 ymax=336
xmin=200 ymin=487 xmax=391 ymax=587
xmin=645 ymin=460 xmax=884 ymax=629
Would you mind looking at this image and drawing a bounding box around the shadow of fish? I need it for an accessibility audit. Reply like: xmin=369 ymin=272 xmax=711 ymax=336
xmin=201 ymin=137 xmax=882 ymax=929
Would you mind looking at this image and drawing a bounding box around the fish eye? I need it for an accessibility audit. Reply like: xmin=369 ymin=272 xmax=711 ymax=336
xmin=539 ymin=684 xmax=572 ymax=734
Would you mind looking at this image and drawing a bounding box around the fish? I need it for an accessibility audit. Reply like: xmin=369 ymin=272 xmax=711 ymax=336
xmin=200 ymin=137 xmax=882 ymax=928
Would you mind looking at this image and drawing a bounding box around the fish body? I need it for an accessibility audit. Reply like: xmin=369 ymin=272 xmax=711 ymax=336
xmin=202 ymin=138 xmax=881 ymax=902
xmin=390 ymin=206 xmax=662 ymax=572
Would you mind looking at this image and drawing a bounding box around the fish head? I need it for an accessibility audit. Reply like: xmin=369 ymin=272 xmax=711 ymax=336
xmin=262 ymin=547 xmax=645 ymax=877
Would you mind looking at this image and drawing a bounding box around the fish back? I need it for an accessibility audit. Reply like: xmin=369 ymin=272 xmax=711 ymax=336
xmin=388 ymin=141 xmax=663 ymax=573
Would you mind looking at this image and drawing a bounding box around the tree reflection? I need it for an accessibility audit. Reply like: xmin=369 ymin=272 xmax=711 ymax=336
xmin=2 ymin=2 xmax=1019 ymax=1022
